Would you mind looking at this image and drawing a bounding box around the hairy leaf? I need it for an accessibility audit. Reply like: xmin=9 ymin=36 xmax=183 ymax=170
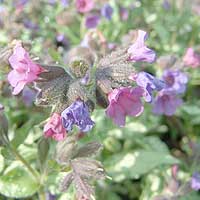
xmin=76 ymin=141 xmax=103 ymax=158
xmin=60 ymin=172 xmax=74 ymax=192
xmin=74 ymin=173 xmax=94 ymax=200
xmin=71 ymin=158 xmax=106 ymax=180
xmin=55 ymin=135 xmax=78 ymax=164
xmin=0 ymin=167 xmax=39 ymax=198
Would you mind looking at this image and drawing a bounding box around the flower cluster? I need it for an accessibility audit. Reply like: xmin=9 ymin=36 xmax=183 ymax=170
xmin=105 ymin=30 xmax=162 ymax=126
xmin=6 ymin=29 xmax=188 ymax=140
xmin=104 ymin=30 xmax=188 ymax=126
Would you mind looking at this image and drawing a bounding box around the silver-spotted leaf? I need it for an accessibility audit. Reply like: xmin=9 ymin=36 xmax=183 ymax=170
xmin=0 ymin=167 xmax=39 ymax=198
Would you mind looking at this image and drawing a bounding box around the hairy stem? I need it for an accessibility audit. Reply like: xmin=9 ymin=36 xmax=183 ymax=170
xmin=9 ymin=144 xmax=40 ymax=182
xmin=38 ymin=186 xmax=46 ymax=200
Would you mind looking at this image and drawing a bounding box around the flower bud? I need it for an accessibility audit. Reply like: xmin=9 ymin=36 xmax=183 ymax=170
xmin=55 ymin=135 xmax=78 ymax=165
xmin=65 ymin=47 xmax=95 ymax=78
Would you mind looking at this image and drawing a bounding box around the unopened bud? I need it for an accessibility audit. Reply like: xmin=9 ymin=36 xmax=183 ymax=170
xmin=65 ymin=47 xmax=95 ymax=78
xmin=55 ymin=135 xmax=78 ymax=165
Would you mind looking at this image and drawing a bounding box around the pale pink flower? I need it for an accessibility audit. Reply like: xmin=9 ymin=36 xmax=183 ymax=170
xmin=76 ymin=0 xmax=94 ymax=13
xmin=8 ymin=43 xmax=44 ymax=95
xmin=44 ymin=113 xmax=67 ymax=141
xmin=127 ymin=30 xmax=156 ymax=63
xmin=106 ymin=87 xmax=144 ymax=126
xmin=183 ymin=48 xmax=200 ymax=68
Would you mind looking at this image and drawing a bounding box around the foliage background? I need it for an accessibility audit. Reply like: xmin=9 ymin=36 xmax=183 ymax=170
xmin=0 ymin=0 xmax=200 ymax=199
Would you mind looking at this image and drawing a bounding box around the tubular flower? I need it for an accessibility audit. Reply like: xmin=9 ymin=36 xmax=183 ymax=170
xmin=127 ymin=30 xmax=156 ymax=63
xmin=44 ymin=113 xmax=67 ymax=141
xmin=130 ymin=72 xmax=165 ymax=102
xmin=162 ymin=70 xmax=188 ymax=94
xmin=8 ymin=43 xmax=44 ymax=95
xmin=106 ymin=87 xmax=144 ymax=127
xmin=183 ymin=48 xmax=200 ymax=68
xmin=152 ymin=90 xmax=182 ymax=116
xmin=61 ymin=100 xmax=94 ymax=132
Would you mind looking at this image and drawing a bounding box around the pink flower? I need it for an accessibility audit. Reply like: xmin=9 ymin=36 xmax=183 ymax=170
xmin=8 ymin=43 xmax=44 ymax=95
xmin=127 ymin=30 xmax=156 ymax=63
xmin=44 ymin=113 xmax=67 ymax=141
xmin=183 ymin=48 xmax=200 ymax=68
xmin=106 ymin=87 xmax=144 ymax=126
xmin=76 ymin=0 xmax=94 ymax=13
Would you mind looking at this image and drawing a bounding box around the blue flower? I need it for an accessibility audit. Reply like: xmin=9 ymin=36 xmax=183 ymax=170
xmin=162 ymin=70 xmax=188 ymax=94
xmin=61 ymin=100 xmax=94 ymax=132
xmin=191 ymin=172 xmax=200 ymax=191
xmin=134 ymin=72 xmax=166 ymax=102
xmin=101 ymin=4 xmax=113 ymax=20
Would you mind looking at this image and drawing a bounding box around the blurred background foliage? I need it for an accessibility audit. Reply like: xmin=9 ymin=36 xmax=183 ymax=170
xmin=0 ymin=0 xmax=200 ymax=199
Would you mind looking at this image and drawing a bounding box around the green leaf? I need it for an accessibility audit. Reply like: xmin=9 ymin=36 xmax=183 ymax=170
xmin=38 ymin=138 xmax=49 ymax=170
xmin=11 ymin=119 xmax=36 ymax=149
xmin=0 ymin=167 xmax=39 ymax=198
xmin=180 ymin=191 xmax=200 ymax=200
xmin=104 ymin=150 xmax=179 ymax=182
xmin=0 ymin=152 xmax=4 ymax=173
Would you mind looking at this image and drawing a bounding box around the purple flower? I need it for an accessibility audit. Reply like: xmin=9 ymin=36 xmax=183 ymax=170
xmin=162 ymin=0 xmax=171 ymax=10
xmin=152 ymin=90 xmax=182 ymax=116
xmin=13 ymin=0 xmax=29 ymax=7
xmin=60 ymin=0 xmax=68 ymax=7
xmin=46 ymin=192 xmax=57 ymax=200
xmin=80 ymin=73 xmax=90 ymax=85
xmin=56 ymin=34 xmax=69 ymax=49
xmin=48 ymin=0 xmax=56 ymax=4
xmin=22 ymin=86 xmax=37 ymax=107
xmin=61 ymin=100 xmax=94 ymax=132
xmin=191 ymin=172 xmax=200 ymax=191
xmin=101 ymin=4 xmax=113 ymax=20
xmin=23 ymin=19 xmax=39 ymax=30
xmin=162 ymin=70 xmax=188 ymax=94
xmin=119 ymin=6 xmax=129 ymax=21
xmin=127 ymin=30 xmax=156 ymax=63
xmin=85 ymin=14 xmax=100 ymax=29
xmin=130 ymin=72 xmax=165 ymax=102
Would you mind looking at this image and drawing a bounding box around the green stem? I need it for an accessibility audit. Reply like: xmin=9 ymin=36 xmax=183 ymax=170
xmin=9 ymin=145 xmax=40 ymax=182
xmin=38 ymin=186 xmax=46 ymax=200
